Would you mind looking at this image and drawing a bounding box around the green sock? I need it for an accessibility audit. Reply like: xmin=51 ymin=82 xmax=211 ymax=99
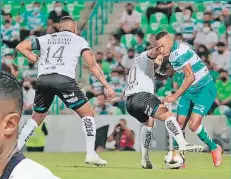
xmin=196 ymin=125 xmax=217 ymax=151
xmin=173 ymin=138 xmax=178 ymax=149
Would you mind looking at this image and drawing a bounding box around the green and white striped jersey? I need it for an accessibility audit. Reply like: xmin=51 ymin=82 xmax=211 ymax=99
xmin=169 ymin=41 xmax=213 ymax=92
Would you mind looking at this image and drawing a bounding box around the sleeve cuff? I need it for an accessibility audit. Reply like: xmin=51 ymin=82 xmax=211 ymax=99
xmin=81 ymin=48 xmax=91 ymax=55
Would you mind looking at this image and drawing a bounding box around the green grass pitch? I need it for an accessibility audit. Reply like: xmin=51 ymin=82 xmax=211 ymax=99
xmin=25 ymin=152 xmax=230 ymax=179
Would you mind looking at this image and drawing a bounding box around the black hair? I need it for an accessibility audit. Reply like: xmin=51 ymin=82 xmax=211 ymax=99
xmin=127 ymin=3 xmax=133 ymax=7
xmin=120 ymin=118 xmax=127 ymax=123
xmin=112 ymin=33 xmax=121 ymax=41
xmin=60 ymin=16 xmax=75 ymax=23
xmin=185 ymin=7 xmax=193 ymax=14
xmin=204 ymin=12 xmax=212 ymax=16
xmin=136 ymin=31 xmax=144 ymax=39
xmin=175 ymin=33 xmax=183 ymax=37
xmin=198 ymin=44 xmax=209 ymax=54
xmin=0 ymin=71 xmax=23 ymax=115
xmin=96 ymin=51 xmax=104 ymax=55
xmin=1 ymin=63 xmax=12 ymax=73
xmin=217 ymin=42 xmax=226 ymax=47
xmin=55 ymin=1 xmax=61 ymax=3
xmin=219 ymin=69 xmax=228 ymax=74
xmin=3 ymin=13 xmax=12 ymax=18
xmin=111 ymin=70 xmax=119 ymax=74
xmin=4 ymin=53 xmax=13 ymax=57
xmin=97 ymin=93 xmax=106 ymax=98
xmin=204 ymin=22 xmax=211 ymax=27
xmin=204 ymin=60 xmax=210 ymax=65
xmin=156 ymin=31 xmax=169 ymax=41
xmin=34 ymin=2 xmax=40 ymax=5
xmin=128 ymin=48 xmax=135 ymax=52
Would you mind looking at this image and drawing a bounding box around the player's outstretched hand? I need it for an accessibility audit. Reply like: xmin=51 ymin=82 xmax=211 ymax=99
xmin=162 ymin=94 xmax=177 ymax=104
xmin=106 ymin=87 xmax=116 ymax=100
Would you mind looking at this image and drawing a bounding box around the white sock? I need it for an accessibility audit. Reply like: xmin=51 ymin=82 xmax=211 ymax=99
xmin=81 ymin=116 xmax=97 ymax=156
xmin=140 ymin=125 xmax=152 ymax=161
xmin=17 ymin=119 xmax=38 ymax=150
xmin=165 ymin=116 xmax=188 ymax=147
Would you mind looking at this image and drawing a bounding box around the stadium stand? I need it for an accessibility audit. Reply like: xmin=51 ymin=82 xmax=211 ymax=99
xmin=1 ymin=0 xmax=231 ymax=118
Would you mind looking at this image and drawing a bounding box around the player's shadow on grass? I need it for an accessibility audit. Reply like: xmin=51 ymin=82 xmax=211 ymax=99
xmin=56 ymin=165 xmax=166 ymax=170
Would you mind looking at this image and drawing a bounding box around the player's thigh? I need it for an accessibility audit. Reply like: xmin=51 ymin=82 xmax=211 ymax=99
xmin=192 ymin=81 xmax=217 ymax=117
xmin=126 ymin=95 xmax=149 ymax=123
xmin=33 ymin=78 xmax=55 ymax=114
xmin=177 ymin=102 xmax=194 ymax=128
xmin=177 ymin=91 xmax=192 ymax=117
xmin=154 ymin=105 xmax=172 ymax=121
xmin=54 ymin=75 xmax=89 ymax=114
xmin=126 ymin=92 xmax=160 ymax=123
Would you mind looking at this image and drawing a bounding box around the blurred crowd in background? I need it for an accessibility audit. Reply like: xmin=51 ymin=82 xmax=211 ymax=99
xmin=1 ymin=1 xmax=231 ymax=117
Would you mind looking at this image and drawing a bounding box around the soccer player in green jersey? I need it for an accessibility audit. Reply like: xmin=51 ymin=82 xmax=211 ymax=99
xmin=155 ymin=31 xmax=222 ymax=167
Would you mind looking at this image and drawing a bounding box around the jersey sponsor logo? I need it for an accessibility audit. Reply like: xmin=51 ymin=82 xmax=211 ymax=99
xmin=166 ymin=120 xmax=180 ymax=136
xmin=83 ymin=118 xmax=94 ymax=136
xmin=47 ymin=37 xmax=72 ymax=45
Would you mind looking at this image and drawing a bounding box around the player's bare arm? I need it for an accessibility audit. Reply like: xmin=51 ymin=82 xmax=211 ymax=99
xmin=163 ymin=63 xmax=195 ymax=103
xmin=147 ymin=47 xmax=160 ymax=60
xmin=82 ymin=50 xmax=116 ymax=100
xmin=147 ymin=47 xmax=164 ymax=70
xmin=16 ymin=40 xmax=38 ymax=63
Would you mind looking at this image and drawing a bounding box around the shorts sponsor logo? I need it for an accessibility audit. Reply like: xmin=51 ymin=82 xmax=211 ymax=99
xmin=166 ymin=120 xmax=180 ymax=136
xmin=83 ymin=118 xmax=94 ymax=136
xmin=66 ymin=97 xmax=78 ymax=103
xmin=63 ymin=92 xmax=75 ymax=99
xmin=193 ymin=104 xmax=205 ymax=113
xmin=144 ymin=105 xmax=153 ymax=116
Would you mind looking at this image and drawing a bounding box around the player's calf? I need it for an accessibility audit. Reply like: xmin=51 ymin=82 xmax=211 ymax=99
xmin=154 ymin=107 xmax=204 ymax=152
xmin=140 ymin=123 xmax=153 ymax=169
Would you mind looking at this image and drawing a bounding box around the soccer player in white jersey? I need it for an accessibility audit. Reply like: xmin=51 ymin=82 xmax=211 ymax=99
xmin=155 ymin=31 xmax=222 ymax=167
xmin=0 ymin=71 xmax=61 ymax=179
xmin=124 ymin=47 xmax=204 ymax=169
xmin=16 ymin=16 xmax=115 ymax=166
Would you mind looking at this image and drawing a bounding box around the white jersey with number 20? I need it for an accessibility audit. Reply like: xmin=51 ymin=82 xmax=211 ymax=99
xmin=37 ymin=31 xmax=90 ymax=79
xmin=124 ymin=51 xmax=156 ymax=98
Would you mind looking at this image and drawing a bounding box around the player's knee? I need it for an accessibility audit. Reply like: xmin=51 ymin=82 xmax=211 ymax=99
xmin=33 ymin=107 xmax=49 ymax=114
xmin=32 ymin=111 xmax=47 ymax=125
xmin=177 ymin=118 xmax=186 ymax=127
xmin=189 ymin=121 xmax=200 ymax=132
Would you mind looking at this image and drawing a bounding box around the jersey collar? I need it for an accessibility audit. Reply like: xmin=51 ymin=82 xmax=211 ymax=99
xmin=62 ymin=30 xmax=74 ymax=33
xmin=0 ymin=152 xmax=25 ymax=179
xmin=171 ymin=40 xmax=180 ymax=52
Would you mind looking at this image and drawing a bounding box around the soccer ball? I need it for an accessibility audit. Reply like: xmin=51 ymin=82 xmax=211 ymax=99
xmin=164 ymin=150 xmax=185 ymax=169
